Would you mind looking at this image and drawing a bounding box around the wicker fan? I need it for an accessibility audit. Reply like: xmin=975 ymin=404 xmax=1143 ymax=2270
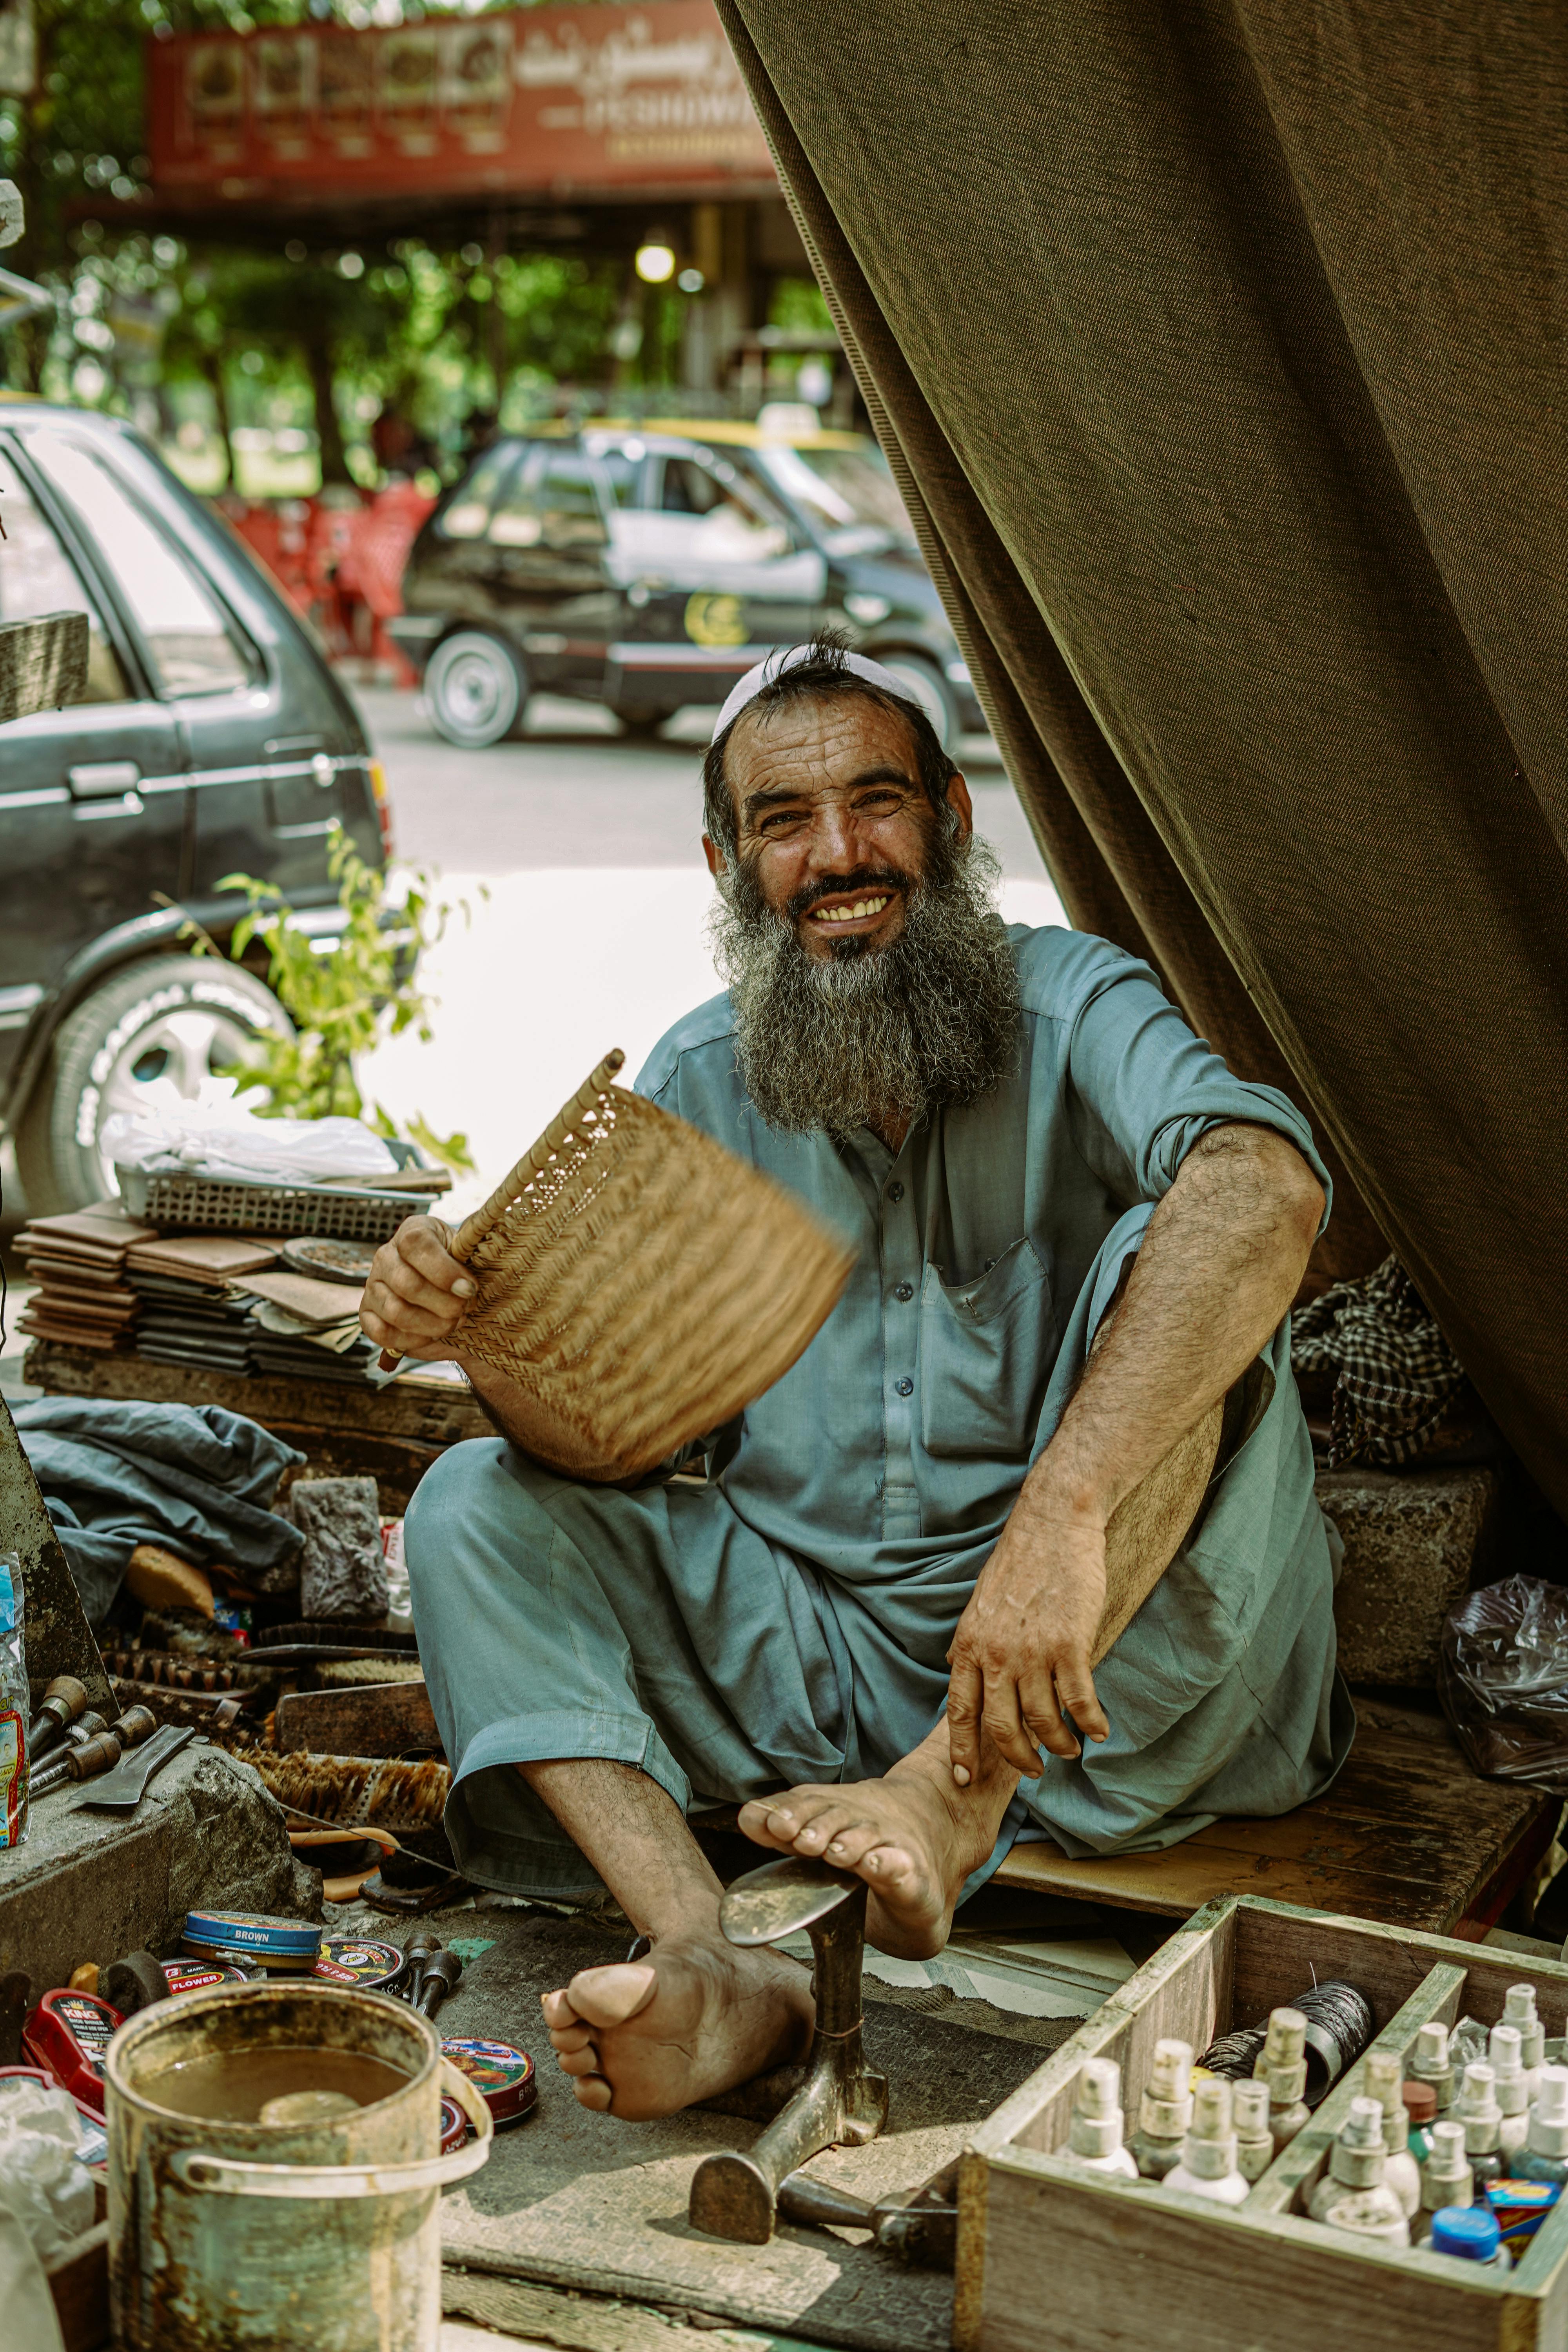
xmin=397 ymin=1051 xmax=854 ymax=1476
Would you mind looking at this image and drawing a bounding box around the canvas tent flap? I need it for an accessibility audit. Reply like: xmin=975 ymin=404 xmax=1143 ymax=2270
xmin=717 ymin=0 xmax=1568 ymax=1512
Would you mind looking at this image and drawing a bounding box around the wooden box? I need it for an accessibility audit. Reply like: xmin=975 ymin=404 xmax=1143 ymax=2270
xmin=956 ymin=1894 xmax=1568 ymax=2352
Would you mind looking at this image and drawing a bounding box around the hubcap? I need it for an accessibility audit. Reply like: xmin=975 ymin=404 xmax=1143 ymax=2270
xmin=91 ymin=1006 xmax=258 ymax=1197
xmin=437 ymin=644 xmax=511 ymax=737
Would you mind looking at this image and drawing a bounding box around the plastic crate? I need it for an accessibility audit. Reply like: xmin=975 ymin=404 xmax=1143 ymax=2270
xmin=117 ymin=1165 xmax=433 ymax=1243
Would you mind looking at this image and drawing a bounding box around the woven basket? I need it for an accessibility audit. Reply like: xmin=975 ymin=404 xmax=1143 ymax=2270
xmin=431 ymin=1050 xmax=854 ymax=1477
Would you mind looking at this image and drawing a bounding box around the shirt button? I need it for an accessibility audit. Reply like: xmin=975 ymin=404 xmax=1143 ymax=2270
xmin=887 ymin=1181 xmax=904 ymax=1201
xmin=895 ymin=1377 xmax=913 ymax=1396
xmin=894 ymin=1281 xmax=913 ymax=1302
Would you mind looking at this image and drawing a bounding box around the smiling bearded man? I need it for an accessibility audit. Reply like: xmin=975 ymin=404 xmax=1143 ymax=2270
xmin=370 ymin=637 xmax=1352 ymax=2123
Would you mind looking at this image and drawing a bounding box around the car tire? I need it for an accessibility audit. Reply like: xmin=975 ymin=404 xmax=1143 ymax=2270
xmin=615 ymin=706 xmax=671 ymax=740
xmin=15 ymin=954 xmax=293 ymax=1217
xmin=877 ymin=652 xmax=962 ymax=754
xmin=425 ymin=630 xmax=529 ymax=748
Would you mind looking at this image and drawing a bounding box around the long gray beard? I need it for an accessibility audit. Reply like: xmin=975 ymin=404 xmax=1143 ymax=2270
xmin=710 ymin=831 xmax=1020 ymax=1135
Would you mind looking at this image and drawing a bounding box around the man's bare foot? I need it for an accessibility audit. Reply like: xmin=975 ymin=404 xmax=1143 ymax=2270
xmin=540 ymin=1935 xmax=813 ymax=2121
xmin=737 ymin=1741 xmax=1013 ymax=1961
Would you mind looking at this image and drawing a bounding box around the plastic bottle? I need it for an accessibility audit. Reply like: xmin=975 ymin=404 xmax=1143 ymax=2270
xmin=1254 ymin=2007 xmax=1311 ymax=2152
xmin=1410 ymin=2019 xmax=1455 ymax=2116
xmin=1364 ymin=2049 xmax=1421 ymax=2219
xmin=1430 ymin=2205 xmax=1511 ymax=2270
xmin=1403 ymin=2079 xmax=1438 ymax=2167
xmin=1064 ymin=2057 xmax=1138 ymax=2178
xmin=1416 ymin=2119 xmax=1473 ymax=2245
xmin=1233 ymin=2077 xmax=1274 ymax=2184
xmin=1505 ymin=1984 xmax=1546 ymax=2103
xmin=1455 ymin=2062 xmax=1505 ymax=2190
xmin=1164 ymin=2078 xmax=1250 ymax=2205
xmin=1310 ymin=2095 xmax=1410 ymax=2245
xmin=1511 ymin=2061 xmax=1568 ymax=2190
xmin=1489 ymin=2024 xmax=1531 ymax=2159
xmin=1129 ymin=2038 xmax=1193 ymax=2180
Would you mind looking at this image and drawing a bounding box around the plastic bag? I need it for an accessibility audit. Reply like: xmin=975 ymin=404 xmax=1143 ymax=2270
xmin=101 ymin=1103 xmax=398 ymax=1184
xmin=1439 ymin=1575 xmax=1568 ymax=1793
xmin=0 ymin=2077 xmax=95 ymax=2262
xmin=0 ymin=1552 xmax=26 ymax=1849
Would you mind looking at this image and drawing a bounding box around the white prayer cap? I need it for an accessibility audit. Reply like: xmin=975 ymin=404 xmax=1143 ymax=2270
xmin=713 ymin=644 xmax=917 ymax=742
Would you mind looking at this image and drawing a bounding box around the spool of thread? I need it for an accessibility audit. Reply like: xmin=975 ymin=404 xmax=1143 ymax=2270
xmin=1198 ymin=1981 xmax=1373 ymax=2107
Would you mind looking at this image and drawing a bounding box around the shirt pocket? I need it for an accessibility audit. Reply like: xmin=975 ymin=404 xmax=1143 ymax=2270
xmin=918 ymin=1237 xmax=1054 ymax=1462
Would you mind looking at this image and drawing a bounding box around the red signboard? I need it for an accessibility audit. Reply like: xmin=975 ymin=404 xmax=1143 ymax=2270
xmin=145 ymin=1 xmax=776 ymax=207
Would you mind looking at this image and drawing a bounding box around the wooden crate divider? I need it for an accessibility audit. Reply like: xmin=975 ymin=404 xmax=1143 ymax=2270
xmin=1247 ymin=1960 xmax=1468 ymax=2218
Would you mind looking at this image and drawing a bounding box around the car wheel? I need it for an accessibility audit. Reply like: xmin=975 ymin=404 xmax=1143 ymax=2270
xmin=877 ymin=653 xmax=961 ymax=754
xmin=15 ymin=954 xmax=293 ymax=1216
xmin=425 ymin=630 xmax=528 ymax=748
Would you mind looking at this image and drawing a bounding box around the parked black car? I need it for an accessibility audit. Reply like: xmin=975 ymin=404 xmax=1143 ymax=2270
xmin=0 ymin=398 xmax=388 ymax=1215
xmin=389 ymin=419 xmax=985 ymax=751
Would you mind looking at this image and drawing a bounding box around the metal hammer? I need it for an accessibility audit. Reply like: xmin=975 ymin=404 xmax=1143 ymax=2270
xmin=688 ymin=1854 xmax=889 ymax=2245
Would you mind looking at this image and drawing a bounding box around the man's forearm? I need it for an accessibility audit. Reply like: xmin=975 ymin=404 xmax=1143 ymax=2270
xmin=461 ymin=1359 xmax=627 ymax=1482
xmin=1027 ymin=1123 xmax=1323 ymax=1526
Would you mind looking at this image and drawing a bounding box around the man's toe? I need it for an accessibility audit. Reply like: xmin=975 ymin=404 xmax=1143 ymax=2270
xmin=556 ymin=2044 xmax=604 ymax=2078
xmin=565 ymin=1960 xmax=659 ymax=2028
xmin=547 ymin=2022 xmax=595 ymax=2054
xmin=821 ymin=1822 xmax=881 ymax=1864
xmin=540 ymin=1987 xmax=579 ymax=2029
xmin=573 ymin=2076 xmax=613 ymax=2111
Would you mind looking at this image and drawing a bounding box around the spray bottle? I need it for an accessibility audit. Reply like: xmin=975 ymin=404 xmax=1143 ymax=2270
xmin=1511 ymin=2062 xmax=1568 ymax=2190
xmin=1455 ymin=2062 xmax=1506 ymax=2191
xmin=1363 ymin=2049 xmax=1421 ymax=2219
xmin=1129 ymin=2038 xmax=1193 ymax=2180
xmin=1504 ymin=1984 xmax=1546 ymax=2104
xmin=1233 ymin=2077 xmax=1275 ymax=2185
xmin=1409 ymin=2020 xmax=1455 ymax=2117
xmin=1310 ymin=2095 xmax=1410 ymax=2244
xmin=1064 ymin=2058 xmax=1138 ymax=2178
xmin=1254 ymin=2007 xmax=1311 ymax=2152
xmin=1490 ymin=2024 xmax=1531 ymax=2159
xmin=1417 ymin=2120 xmax=1474 ymax=2245
xmin=1164 ymin=2077 xmax=1250 ymax=2205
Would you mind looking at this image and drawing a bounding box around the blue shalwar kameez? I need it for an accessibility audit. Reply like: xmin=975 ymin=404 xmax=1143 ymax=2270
xmin=405 ymin=927 xmax=1354 ymax=1902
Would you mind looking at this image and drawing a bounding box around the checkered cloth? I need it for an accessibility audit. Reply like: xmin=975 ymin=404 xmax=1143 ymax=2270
xmin=1291 ymin=1255 xmax=1469 ymax=1468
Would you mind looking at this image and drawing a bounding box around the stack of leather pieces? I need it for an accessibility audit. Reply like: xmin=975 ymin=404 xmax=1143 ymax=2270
xmin=245 ymin=1267 xmax=379 ymax=1386
xmin=127 ymin=1234 xmax=279 ymax=1374
xmin=15 ymin=1203 xmax=156 ymax=1351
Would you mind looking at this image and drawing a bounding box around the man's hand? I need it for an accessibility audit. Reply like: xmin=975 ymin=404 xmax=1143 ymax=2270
xmin=359 ymin=1216 xmax=476 ymax=1363
xmin=946 ymin=1492 xmax=1111 ymax=1780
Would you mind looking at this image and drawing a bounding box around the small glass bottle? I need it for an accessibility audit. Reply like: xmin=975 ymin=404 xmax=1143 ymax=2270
xmin=1129 ymin=2038 xmax=1193 ymax=2181
xmin=1409 ymin=2019 xmax=1455 ymax=2117
xmin=1233 ymin=2077 xmax=1274 ymax=2185
xmin=1310 ymin=2095 xmax=1410 ymax=2245
xmin=1065 ymin=2056 xmax=1139 ymax=2178
xmin=1505 ymin=1984 xmax=1546 ymax=2104
xmin=1403 ymin=2080 xmax=1438 ymax=2168
xmin=1364 ymin=2049 xmax=1421 ymax=2220
xmin=1416 ymin=2119 xmax=1473 ymax=2246
xmin=1254 ymin=2007 xmax=1310 ymax=2152
xmin=1511 ymin=2060 xmax=1568 ymax=2189
xmin=1430 ymin=2205 xmax=1511 ymax=2270
xmin=1165 ymin=2077 xmax=1250 ymax=2205
xmin=1490 ymin=2024 xmax=1531 ymax=2159
xmin=1456 ymin=2062 xmax=1506 ymax=2191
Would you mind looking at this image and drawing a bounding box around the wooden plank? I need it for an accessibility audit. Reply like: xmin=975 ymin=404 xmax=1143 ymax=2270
xmin=46 ymin=2218 xmax=109 ymax=2352
xmin=273 ymin=1678 xmax=439 ymax=1757
xmin=1246 ymin=1962 xmax=1467 ymax=2218
xmin=1234 ymin=1899 xmax=1568 ymax=2037
xmin=973 ymin=2154 xmax=1508 ymax=2352
xmin=0 ymin=610 xmax=88 ymax=722
xmin=995 ymin=1702 xmax=1553 ymax=1933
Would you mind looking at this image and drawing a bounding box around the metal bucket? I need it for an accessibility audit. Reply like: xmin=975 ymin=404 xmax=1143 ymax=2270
xmin=105 ymin=1980 xmax=491 ymax=2352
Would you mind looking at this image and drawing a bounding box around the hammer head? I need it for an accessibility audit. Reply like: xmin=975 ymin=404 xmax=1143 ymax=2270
xmin=719 ymin=1854 xmax=860 ymax=1948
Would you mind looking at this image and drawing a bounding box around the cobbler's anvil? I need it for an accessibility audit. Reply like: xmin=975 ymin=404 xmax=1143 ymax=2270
xmin=688 ymin=1853 xmax=889 ymax=2245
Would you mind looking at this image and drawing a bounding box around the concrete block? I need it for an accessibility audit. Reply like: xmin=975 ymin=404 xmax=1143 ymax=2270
xmin=1320 ymin=1465 xmax=1499 ymax=1687
xmin=0 ymin=1743 xmax=321 ymax=1994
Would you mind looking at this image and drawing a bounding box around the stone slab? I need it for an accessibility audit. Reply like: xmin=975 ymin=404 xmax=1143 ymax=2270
xmin=0 ymin=1742 xmax=321 ymax=1993
xmin=1320 ymin=1464 xmax=1499 ymax=1684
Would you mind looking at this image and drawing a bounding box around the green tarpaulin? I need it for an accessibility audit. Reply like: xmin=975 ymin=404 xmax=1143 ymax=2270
xmin=718 ymin=0 xmax=1568 ymax=1512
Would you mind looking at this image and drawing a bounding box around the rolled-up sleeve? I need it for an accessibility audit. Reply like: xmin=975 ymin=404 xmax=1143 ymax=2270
xmin=1057 ymin=941 xmax=1331 ymax=1230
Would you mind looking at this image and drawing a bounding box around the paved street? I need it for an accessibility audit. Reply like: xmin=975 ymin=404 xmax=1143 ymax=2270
xmin=352 ymin=686 xmax=1067 ymax=1211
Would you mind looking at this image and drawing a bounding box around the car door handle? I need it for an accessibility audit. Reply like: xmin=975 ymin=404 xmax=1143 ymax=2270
xmin=68 ymin=760 xmax=143 ymax=818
